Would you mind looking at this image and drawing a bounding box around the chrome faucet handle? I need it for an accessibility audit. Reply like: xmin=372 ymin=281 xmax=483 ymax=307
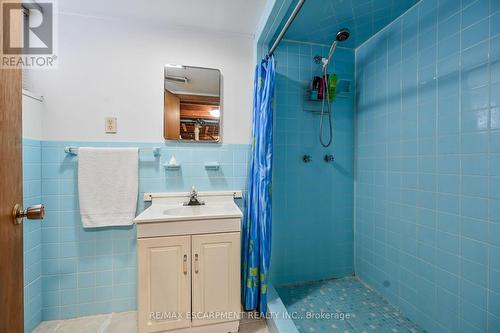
xmin=324 ymin=154 xmax=335 ymax=162
xmin=190 ymin=186 xmax=198 ymax=197
xmin=184 ymin=186 xmax=204 ymax=206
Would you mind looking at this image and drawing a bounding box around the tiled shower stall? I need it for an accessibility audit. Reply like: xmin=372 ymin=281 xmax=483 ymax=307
xmin=267 ymin=0 xmax=500 ymax=332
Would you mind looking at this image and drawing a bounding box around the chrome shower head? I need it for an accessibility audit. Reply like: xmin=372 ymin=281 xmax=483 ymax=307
xmin=336 ymin=28 xmax=350 ymax=42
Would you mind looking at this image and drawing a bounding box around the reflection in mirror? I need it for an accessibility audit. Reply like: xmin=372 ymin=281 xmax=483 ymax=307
xmin=164 ymin=65 xmax=221 ymax=142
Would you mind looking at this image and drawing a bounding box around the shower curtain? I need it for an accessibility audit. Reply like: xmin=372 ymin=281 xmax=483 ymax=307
xmin=242 ymin=55 xmax=275 ymax=314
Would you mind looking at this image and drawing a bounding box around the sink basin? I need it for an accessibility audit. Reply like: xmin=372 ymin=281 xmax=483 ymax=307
xmin=163 ymin=205 xmax=223 ymax=216
xmin=135 ymin=200 xmax=243 ymax=224
xmin=134 ymin=191 xmax=243 ymax=237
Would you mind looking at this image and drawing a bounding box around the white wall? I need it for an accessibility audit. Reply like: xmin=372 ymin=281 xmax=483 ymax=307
xmin=22 ymin=95 xmax=44 ymax=140
xmin=31 ymin=13 xmax=255 ymax=144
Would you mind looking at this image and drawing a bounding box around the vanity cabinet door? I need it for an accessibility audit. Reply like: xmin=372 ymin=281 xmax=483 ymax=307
xmin=191 ymin=232 xmax=241 ymax=326
xmin=138 ymin=236 xmax=191 ymax=333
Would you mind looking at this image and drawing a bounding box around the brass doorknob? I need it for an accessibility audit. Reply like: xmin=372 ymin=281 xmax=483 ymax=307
xmin=12 ymin=204 xmax=45 ymax=225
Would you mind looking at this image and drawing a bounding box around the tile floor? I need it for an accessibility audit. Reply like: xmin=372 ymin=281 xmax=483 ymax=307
xmin=32 ymin=312 xmax=268 ymax=333
xmin=277 ymin=277 xmax=425 ymax=333
xmin=32 ymin=277 xmax=423 ymax=333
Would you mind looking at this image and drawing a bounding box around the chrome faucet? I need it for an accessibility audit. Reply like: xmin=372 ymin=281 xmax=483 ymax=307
xmin=184 ymin=186 xmax=205 ymax=206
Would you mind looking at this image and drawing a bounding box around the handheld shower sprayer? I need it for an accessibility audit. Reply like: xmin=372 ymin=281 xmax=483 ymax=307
xmin=318 ymin=28 xmax=350 ymax=148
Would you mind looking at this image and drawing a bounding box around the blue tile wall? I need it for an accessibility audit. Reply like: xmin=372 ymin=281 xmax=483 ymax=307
xmin=271 ymin=40 xmax=355 ymax=285
xmin=32 ymin=140 xmax=248 ymax=322
xmin=355 ymin=0 xmax=500 ymax=332
xmin=23 ymin=139 xmax=42 ymax=332
xmin=276 ymin=0 xmax=419 ymax=49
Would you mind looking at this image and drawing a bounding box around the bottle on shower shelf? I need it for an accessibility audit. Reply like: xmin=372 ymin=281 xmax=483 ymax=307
xmin=318 ymin=75 xmax=327 ymax=100
xmin=328 ymin=74 xmax=337 ymax=101
xmin=310 ymin=76 xmax=320 ymax=100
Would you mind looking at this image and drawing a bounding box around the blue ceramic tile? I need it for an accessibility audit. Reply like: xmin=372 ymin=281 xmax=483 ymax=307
xmin=77 ymin=273 xmax=95 ymax=288
xmin=462 ymin=217 xmax=489 ymax=241
xmin=461 ymin=300 xmax=487 ymax=332
xmin=461 ymin=258 xmax=488 ymax=287
xmin=41 ymin=276 xmax=59 ymax=292
xmin=59 ymin=305 xmax=78 ymax=320
xmin=95 ymin=270 xmax=113 ymax=287
xmin=462 ymin=175 xmax=489 ymax=197
xmin=490 ymin=177 xmax=500 ymax=199
xmin=60 ymin=289 xmax=77 ymax=306
xmin=437 ymin=232 xmax=459 ymax=254
xmin=461 ymin=0 xmax=490 ymax=29
xmin=462 ymin=40 xmax=489 ymax=69
xmin=77 ymin=288 xmax=95 ymax=303
xmin=462 ymin=154 xmax=489 ymax=175
xmin=436 ymin=268 xmax=459 ymax=294
xmin=58 ymin=274 xmax=76 ymax=291
xmin=492 ymin=12 xmax=500 ymax=37
xmin=462 ymin=18 xmax=490 ymax=48
xmin=490 ymin=223 xmax=500 ymax=247
xmin=492 ymin=131 xmax=500 ymax=152
xmin=490 ymin=269 xmax=500 ymax=294
xmin=42 ymin=291 xmax=59 ymax=308
xmin=41 ymin=307 xmax=60 ymax=321
xmin=461 ymin=278 xmax=487 ymax=309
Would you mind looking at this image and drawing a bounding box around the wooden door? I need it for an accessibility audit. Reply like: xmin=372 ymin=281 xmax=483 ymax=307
xmin=192 ymin=232 xmax=241 ymax=326
xmin=137 ymin=236 xmax=191 ymax=333
xmin=0 ymin=0 xmax=24 ymax=331
xmin=164 ymin=89 xmax=180 ymax=140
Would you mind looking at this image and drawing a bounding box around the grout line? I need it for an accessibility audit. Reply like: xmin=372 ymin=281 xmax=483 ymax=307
xmin=281 ymin=38 xmax=353 ymax=51
xmin=486 ymin=0 xmax=493 ymax=328
xmin=458 ymin=0 xmax=464 ymax=330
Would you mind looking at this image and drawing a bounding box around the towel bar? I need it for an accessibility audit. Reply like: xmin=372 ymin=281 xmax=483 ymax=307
xmin=64 ymin=146 xmax=161 ymax=157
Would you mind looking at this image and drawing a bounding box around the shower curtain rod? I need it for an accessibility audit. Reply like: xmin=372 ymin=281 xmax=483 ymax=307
xmin=267 ymin=0 xmax=306 ymax=58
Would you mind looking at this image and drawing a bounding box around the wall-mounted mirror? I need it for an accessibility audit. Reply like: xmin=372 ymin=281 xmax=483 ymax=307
xmin=164 ymin=65 xmax=221 ymax=142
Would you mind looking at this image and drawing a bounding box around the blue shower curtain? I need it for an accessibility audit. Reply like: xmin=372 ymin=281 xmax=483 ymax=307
xmin=242 ymin=55 xmax=275 ymax=314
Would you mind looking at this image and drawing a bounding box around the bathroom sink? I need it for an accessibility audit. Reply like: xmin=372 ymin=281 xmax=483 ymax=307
xmin=134 ymin=191 xmax=243 ymax=224
xmin=163 ymin=205 xmax=224 ymax=216
xmin=134 ymin=190 xmax=243 ymax=237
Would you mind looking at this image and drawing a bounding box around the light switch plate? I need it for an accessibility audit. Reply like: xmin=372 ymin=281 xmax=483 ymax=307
xmin=105 ymin=117 xmax=117 ymax=134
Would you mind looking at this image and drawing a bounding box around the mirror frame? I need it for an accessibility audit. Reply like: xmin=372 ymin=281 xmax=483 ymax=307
xmin=163 ymin=65 xmax=222 ymax=144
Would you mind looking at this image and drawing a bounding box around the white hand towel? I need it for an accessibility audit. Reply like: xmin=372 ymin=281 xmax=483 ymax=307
xmin=78 ymin=147 xmax=139 ymax=228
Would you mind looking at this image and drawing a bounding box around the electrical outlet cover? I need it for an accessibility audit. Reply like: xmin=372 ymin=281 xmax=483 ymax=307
xmin=105 ymin=117 xmax=117 ymax=134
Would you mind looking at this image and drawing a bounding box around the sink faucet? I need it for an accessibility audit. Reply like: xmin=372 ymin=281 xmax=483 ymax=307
xmin=184 ymin=186 xmax=205 ymax=206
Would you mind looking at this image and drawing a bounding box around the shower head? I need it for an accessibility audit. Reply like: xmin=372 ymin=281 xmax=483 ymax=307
xmin=336 ymin=28 xmax=350 ymax=42
xmin=316 ymin=28 xmax=351 ymax=74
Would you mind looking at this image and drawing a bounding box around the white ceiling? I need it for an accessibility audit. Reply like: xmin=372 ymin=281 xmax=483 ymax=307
xmin=58 ymin=0 xmax=269 ymax=36
xmin=165 ymin=66 xmax=220 ymax=96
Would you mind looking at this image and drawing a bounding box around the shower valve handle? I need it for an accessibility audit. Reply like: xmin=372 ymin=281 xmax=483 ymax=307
xmin=324 ymin=154 xmax=335 ymax=162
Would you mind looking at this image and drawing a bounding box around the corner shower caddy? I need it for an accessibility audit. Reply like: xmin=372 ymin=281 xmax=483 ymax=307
xmin=303 ymin=78 xmax=353 ymax=113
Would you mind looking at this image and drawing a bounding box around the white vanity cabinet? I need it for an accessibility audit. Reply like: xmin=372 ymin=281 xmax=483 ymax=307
xmin=191 ymin=233 xmax=241 ymax=327
xmin=134 ymin=191 xmax=243 ymax=333
xmin=138 ymin=236 xmax=192 ymax=332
